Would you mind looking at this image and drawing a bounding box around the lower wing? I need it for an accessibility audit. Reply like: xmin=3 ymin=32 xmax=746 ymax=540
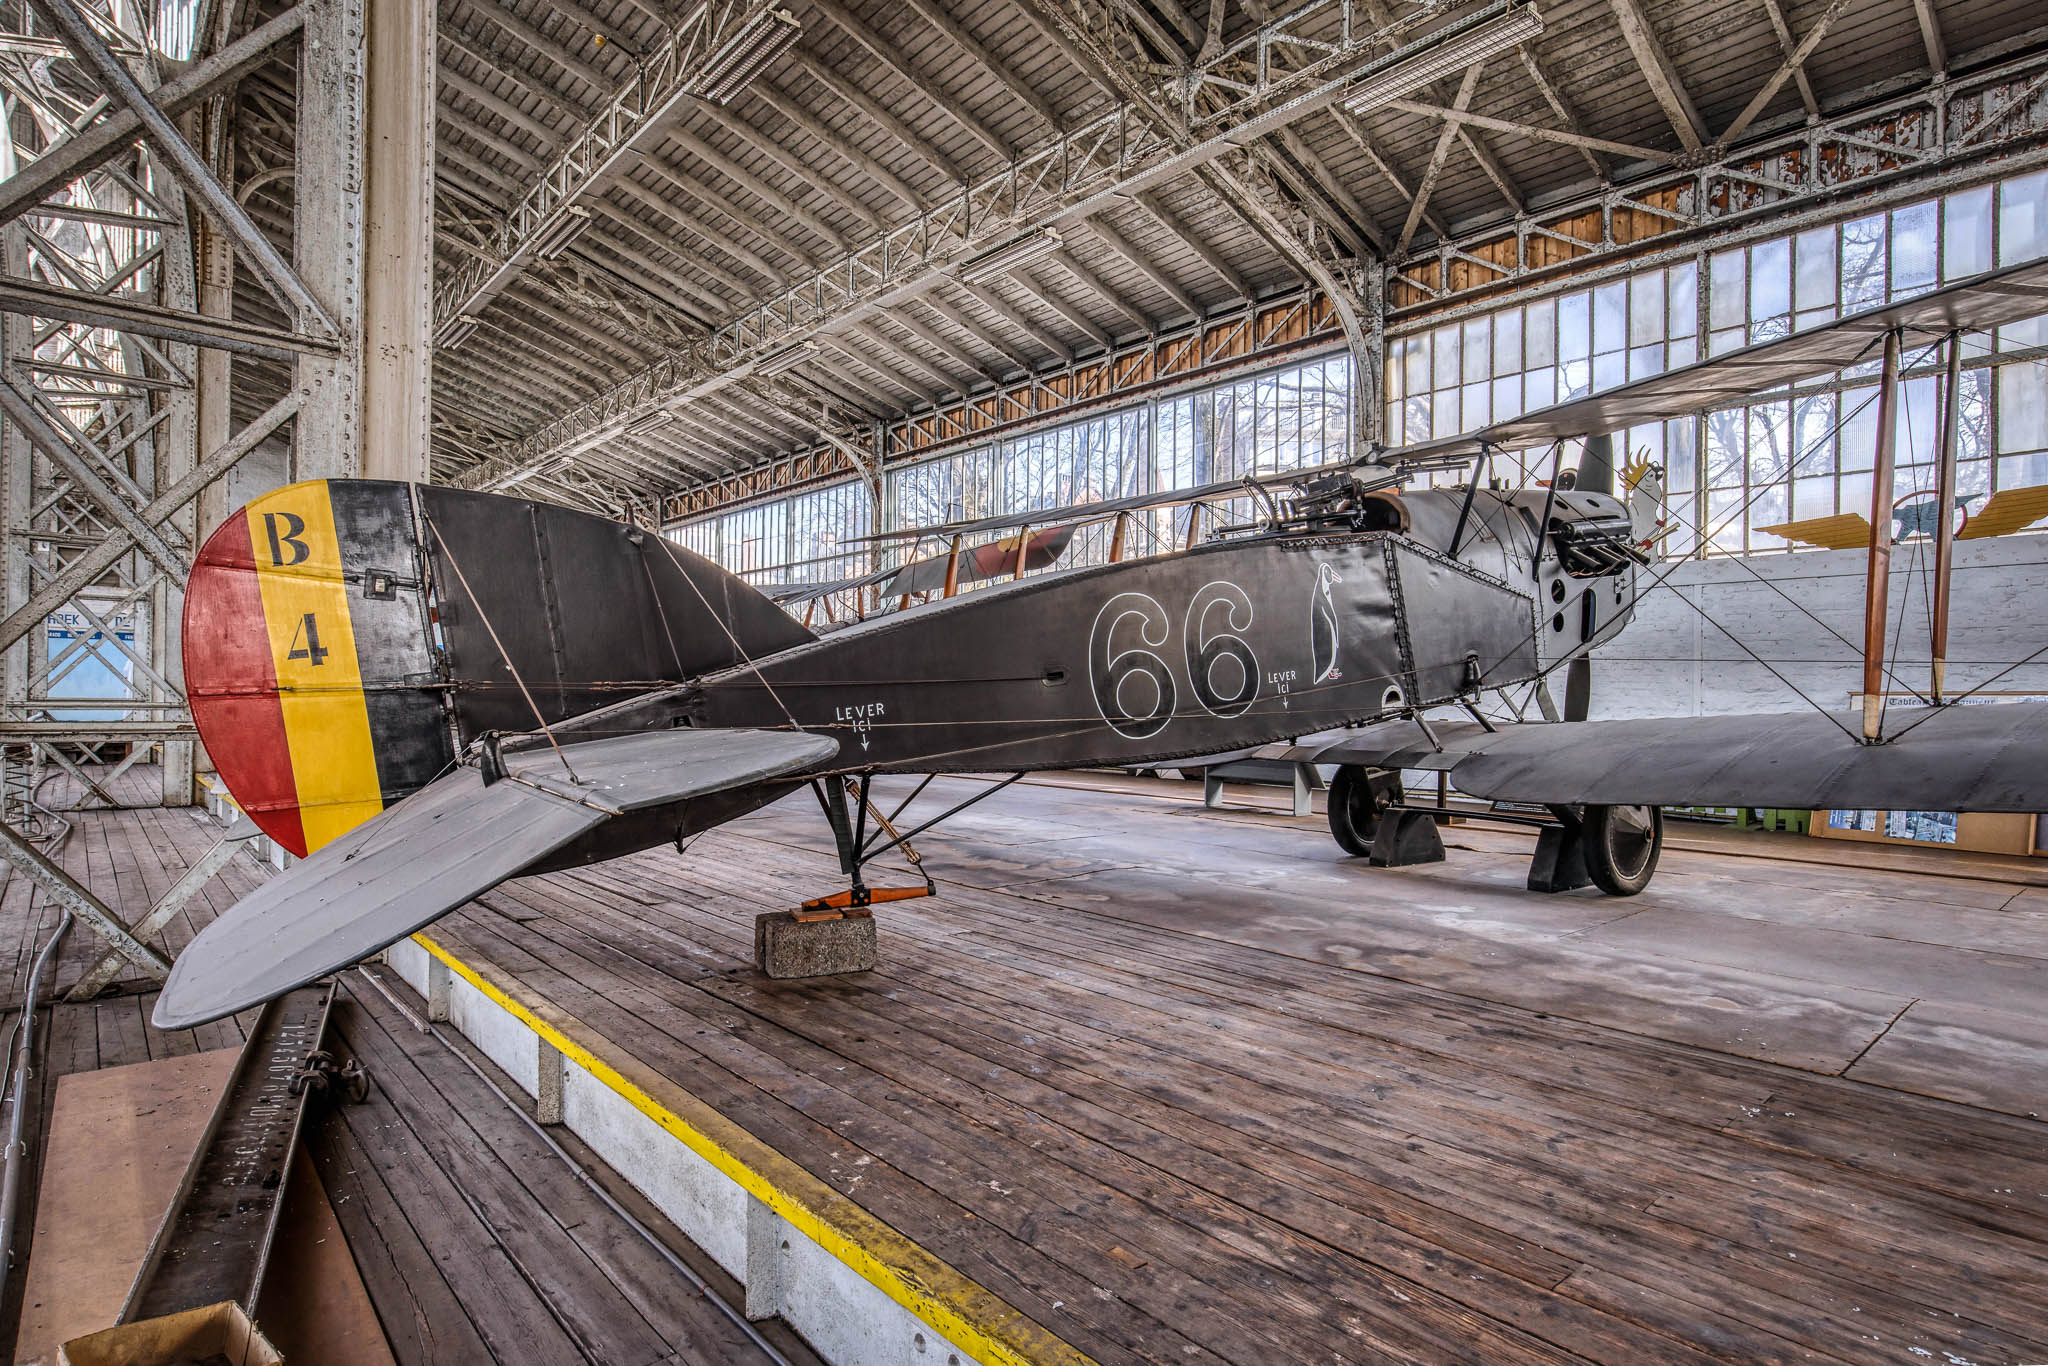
xmin=1304 ymin=701 xmax=2048 ymax=811
xmin=154 ymin=726 xmax=838 ymax=1028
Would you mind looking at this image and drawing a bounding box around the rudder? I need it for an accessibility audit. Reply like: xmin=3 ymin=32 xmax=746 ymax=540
xmin=185 ymin=480 xmax=812 ymax=855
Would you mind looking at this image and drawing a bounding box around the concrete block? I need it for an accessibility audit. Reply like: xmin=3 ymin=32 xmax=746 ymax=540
xmin=1528 ymin=822 xmax=1594 ymax=893
xmin=1368 ymin=808 xmax=1445 ymax=867
xmin=754 ymin=910 xmax=877 ymax=979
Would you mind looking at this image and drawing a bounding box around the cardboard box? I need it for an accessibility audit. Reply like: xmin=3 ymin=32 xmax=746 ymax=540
xmin=56 ymin=1301 xmax=280 ymax=1366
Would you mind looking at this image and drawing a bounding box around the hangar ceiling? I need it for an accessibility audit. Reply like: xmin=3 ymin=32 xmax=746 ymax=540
xmin=215 ymin=0 xmax=2047 ymax=513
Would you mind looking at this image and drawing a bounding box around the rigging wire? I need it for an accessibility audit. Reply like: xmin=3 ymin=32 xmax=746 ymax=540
xmin=424 ymin=516 xmax=582 ymax=784
xmin=639 ymin=552 xmax=688 ymax=679
xmin=1644 ymin=467 xmax=1934 ymax=706
xmin=1879 ymin=633 xmax=2048 ymax=743
xmin=1469 ymin=332 xmax=1943 ymax=731
xmin=646 ymin=528 xmax=805 ymax=732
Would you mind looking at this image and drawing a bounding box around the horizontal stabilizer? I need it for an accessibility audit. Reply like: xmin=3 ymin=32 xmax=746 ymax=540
xmin=154 ymin=726 xmax=837 ymax=1029
xmin=1307 ymin=703 xmax=2048 ymax=813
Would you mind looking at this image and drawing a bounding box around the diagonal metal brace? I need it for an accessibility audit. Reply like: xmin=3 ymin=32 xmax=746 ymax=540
xmin=26 ymin=0 xmax=337 ymax=334
xmin=66 ymin=822 xmax=258 ymax=1001
xmin=0 ymin=7 xmax=307 ymax=229
xmin=0 ymin=821 xmax=169 ymax=981
xmin=0 ymin=372 xmax=189 ymax=581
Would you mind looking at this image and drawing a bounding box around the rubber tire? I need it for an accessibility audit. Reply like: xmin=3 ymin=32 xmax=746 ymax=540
xmin=1582 ymin=804 xmax=1663 ymax=896
xmin=1328 ymin=764 xmax=1391 ymax=858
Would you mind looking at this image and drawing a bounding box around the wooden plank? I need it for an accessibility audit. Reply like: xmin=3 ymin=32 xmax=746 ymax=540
xmin=494 ymin=888 xmax=1741 ymax=1366
xmin=308 ymin=1107 xmax=493 ymax=1366
xmin=339 ymin=977 xmax=796 ymax=1365
xmin=326 ymin=997 xmax=674 ymax=1366
xmin=436 ymin=915 xmax=1218 ymax=1366
xmin=93 ymin=994 xmax=150 ymax=1070
xmin=14 ymin=1049 xmax=239 ymax=1361
xmin=321 ymin=1041 xmax=592 ymax=1366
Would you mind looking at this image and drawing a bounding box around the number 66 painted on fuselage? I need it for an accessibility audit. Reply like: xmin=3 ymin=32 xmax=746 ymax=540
xmin=1089 ymin=581 xmax=1259 ymax=739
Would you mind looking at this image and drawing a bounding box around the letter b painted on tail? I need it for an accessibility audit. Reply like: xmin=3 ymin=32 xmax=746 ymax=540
xmin=265 ymin=511 xmax=310 ymax=566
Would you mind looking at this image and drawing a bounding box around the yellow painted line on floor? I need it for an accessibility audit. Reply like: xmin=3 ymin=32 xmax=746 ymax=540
xmin=410 ymin=930 xmax=1098 ymax=1366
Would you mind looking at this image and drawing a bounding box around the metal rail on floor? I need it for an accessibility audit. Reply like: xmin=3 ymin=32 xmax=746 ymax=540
xmin=120 ymin=982 xmax=342 ymax=1322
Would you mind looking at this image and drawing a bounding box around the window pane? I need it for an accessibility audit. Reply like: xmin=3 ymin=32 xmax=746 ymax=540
xmin=1668 ymin=261 xmax=1698 ymax=337
xmin=1842 ymin=214 xmax=1889 ymax=310
xmin=1525 ymin=298 xmax=1557 ymax=369
xmin=1404 ymin=395 xmax=1432 ymax=446
xmin=1898 ymin=374 xmax=1942 ymax=464
xmin=1751 ymin=237 xmax=1791 ymax=323
xmin=2000 ymin=359 xmax=2048 ymax=454
xmin=1629 ymin=271 xmax=1666 ymax=346
xmin=1839 ymin=386 xmax=1879 ymax=471
xmin=1402 ymin=335 xmax=1429 ymax=394
xmin=1463 ymin=317 xmax=1492 ymax=385
xmin=1462 ymin=381 xmax=1490 ymax=433
xmin=1493 ymin=374 xmax=1523 ymax=422
xmin=1709 ymin=249 xmax=1746 ymax=331
xmin=1559 ymin=292 xmax=1591 ymax=363
xmin=1494 ymin=308 xmax=1524 ymax=374
xmin=1705 ymin=409 xmax=1745 ymax=490
xmin=1891 ymin=201 xmax=1938 ymax=297
xmin=1432 ymin=324 xmax=1461 ymax=389
xmin=1795 ymin=227 xmax=1837 ymax=316
xmin=1792 ymin=474 xmax=1833 ymax=520
xmin=1749 ymin=401 xmax=1792 ymax=487
xmin=1593 ymin=281 xmax=1627 ymax=355
xmin=1946 ymin=185 xmax=1994 ymax=279
xmin=1794 ymin=392 xmax=1837 ymax=474
xmin=1999 ymin=169 xmax=2048 ymax=265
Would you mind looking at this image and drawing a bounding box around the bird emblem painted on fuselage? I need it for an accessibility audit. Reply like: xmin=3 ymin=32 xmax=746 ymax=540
xmin=1311 ymin=561 xmax=1342 ymax=684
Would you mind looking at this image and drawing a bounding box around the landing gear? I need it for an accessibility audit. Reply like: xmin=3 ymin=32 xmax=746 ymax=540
xmin=1530 ymin=803 xmax=1664 ymax=895
xmin=1322 ymin=766 xmax=1666 ymax=896
xmin=1327 ymin=765 xmax=1399 ymax=857
xmin=1581 ymin=804 xmax=1662 ymax=896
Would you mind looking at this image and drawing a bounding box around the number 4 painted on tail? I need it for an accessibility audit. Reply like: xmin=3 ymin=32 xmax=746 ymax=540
xmin=286 ymin=612 xmax=330 ymax=666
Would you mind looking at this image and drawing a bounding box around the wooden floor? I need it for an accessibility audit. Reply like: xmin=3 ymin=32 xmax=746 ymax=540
xmin=6 ymin=765 xmax=2048 ymax=1364
xmin=312 ymin=972 xmax=819 ymax=1366
xmin=0 ymin=766 xmax=814 ymax=1366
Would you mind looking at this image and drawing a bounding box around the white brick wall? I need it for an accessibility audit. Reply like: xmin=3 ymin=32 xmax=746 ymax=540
xmin=1592 ymin=536 xmax=2048 ymax=717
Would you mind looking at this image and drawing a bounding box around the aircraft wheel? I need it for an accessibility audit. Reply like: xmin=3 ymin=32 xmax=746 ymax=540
xmin=1328 ymin=765 xmax=1395 ymax=857
xmin=1582 ymin=804 xmax=1663 ymax=896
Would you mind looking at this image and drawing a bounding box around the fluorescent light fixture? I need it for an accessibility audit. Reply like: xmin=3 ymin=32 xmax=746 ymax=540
xmin=625 ymin=409 xmax=675 ymax=437
xmin=958 ymin=228 xmax=1064 ymax=285
xmin=1341 ymin=1 xmax=1544 ymax=118
xmin=699 ymin=8 xmax=801 ymax=105
xmin=534 ymin=203 xmax=593 ymax=261
xmin=755 ymin=338 xmax=819 ymax=377
xmin=438 ymin=314 xmax=483 ymax=350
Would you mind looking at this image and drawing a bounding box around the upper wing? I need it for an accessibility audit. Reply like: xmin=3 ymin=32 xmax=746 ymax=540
xmin=154 ymin=726 xmax=838 ymax=1028
xmin=1300 ymin=702 xmax=2048 ymax=811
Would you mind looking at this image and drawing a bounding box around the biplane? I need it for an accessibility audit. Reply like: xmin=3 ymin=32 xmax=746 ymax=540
xmin=156 ymin=257 xmax=2048 ymax=1029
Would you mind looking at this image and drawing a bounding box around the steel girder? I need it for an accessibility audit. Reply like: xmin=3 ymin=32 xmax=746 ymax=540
xmin=447 ymin=0 xmax=1494 ymax=497
xmin=430 ymin=0 xmax=799 ymax=342
xmin=1388 ymin=49 xmax=2048 ymax=325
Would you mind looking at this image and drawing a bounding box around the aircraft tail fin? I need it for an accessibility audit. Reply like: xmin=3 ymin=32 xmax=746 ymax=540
xmin=185 ymin=480 xmax=815 ymax=857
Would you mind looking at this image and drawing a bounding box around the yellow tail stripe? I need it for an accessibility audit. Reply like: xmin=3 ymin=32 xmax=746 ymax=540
xmin=245 ymin=482 xmax=384 ymax=852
